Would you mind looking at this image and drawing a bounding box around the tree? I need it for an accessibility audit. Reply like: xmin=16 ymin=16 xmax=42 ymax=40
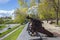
xmin=38 ymin=0 xmax=60 ymax=25
xmin=18 ymin=0 xmax=28 ymax=8
xmin=44 ymin=0 xmax=60 ymax=25
xmin=38 ymin=0 xmax=56 ymax=20
xmin=0 ymin=18 xmax=4 ymax=24
xmin=51 ymin=0 xmax=59 ymax=25
xmin=30 ymin=0 xmax=36 ymax=7
xmin=14 ymin=8 xmax=27 ymax=24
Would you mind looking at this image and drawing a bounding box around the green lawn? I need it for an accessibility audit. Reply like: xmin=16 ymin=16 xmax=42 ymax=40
xmin=0 ymin=25 xmax=20 ymax=37
xmin=3 ymin=25 xmax=25 ymax=40
xmin=0 ymin=25 xmax=6 ymax=30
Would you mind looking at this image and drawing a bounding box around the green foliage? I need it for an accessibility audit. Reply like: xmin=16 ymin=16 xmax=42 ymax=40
xmin=38 ymin=0 xmax=58 ymax=20
xmin=0 ymin=25 xmax=20 ymax=37
xmin=18 ymin=0 xmax=24 ymax=6
xmin=14 ymin=8 xmax=27 ymax=24
xmin=0 ymin=18 xmax=4 ymax=24
xmin=0 ymin=17 xmax=14 ymax=24
xmin=3 ymin=25 xmax=25 ymax=40
xmin=18 ymin=0 xmax=28 ymax=8
xmin=18 ymin=0 xmax=60 ymax=21
xmin=30 ymin=0 xmax=36 ymax=7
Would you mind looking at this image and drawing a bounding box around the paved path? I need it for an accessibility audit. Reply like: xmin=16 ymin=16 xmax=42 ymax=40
xmin=17 ymin=23 xmax=31 ymax=40
xmin=43 ymin=21 xmax=60 ymax=35
xmin=17 ymin=23 xmax=45 ymax=40
xmin=17 ymin=22 xmax=60 ymax=40
xmin=0 ymin=25 xmax=20 ymax=40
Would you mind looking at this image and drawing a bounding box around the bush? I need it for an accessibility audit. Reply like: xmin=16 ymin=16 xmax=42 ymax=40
xmin=8 ymin=28 xmax=11 ymax=29
xmin=0 ymin=33 xmax=2 ymax=35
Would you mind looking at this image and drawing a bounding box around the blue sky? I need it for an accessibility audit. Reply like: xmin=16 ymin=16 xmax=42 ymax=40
xmin=0 ymin=0 xmax=38 ymax=19
xmin=0 ymin=0 xmax=20 ymax=18
xmin=0 ymin=0 xmax=19 ymax=10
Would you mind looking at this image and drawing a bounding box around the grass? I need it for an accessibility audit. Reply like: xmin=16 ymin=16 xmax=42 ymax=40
xmin=0 ymin=25 xmax=6 ymax=30
xmin=3 ymin=25 xmax=25 ymax=40
xmin=0 ymin=25 xmax=20 ymax=37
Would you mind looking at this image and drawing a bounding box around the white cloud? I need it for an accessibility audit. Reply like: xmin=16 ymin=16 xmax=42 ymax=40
xmin=0 ymin=10 xmax=15 ymax=20
xmin=0 ymin=10 xmax=14 ymax=17
xmin=0 ymin=0 xmax=10 ymax=4
xmin=0 ymin=10 xmax=14 ymax=14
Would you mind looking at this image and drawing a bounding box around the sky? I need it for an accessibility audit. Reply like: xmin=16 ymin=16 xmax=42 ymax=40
xmin=0 ymin=0 xmax=20 ymax=19
xmin=0 ymin=0 xmax=19 ymax=10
